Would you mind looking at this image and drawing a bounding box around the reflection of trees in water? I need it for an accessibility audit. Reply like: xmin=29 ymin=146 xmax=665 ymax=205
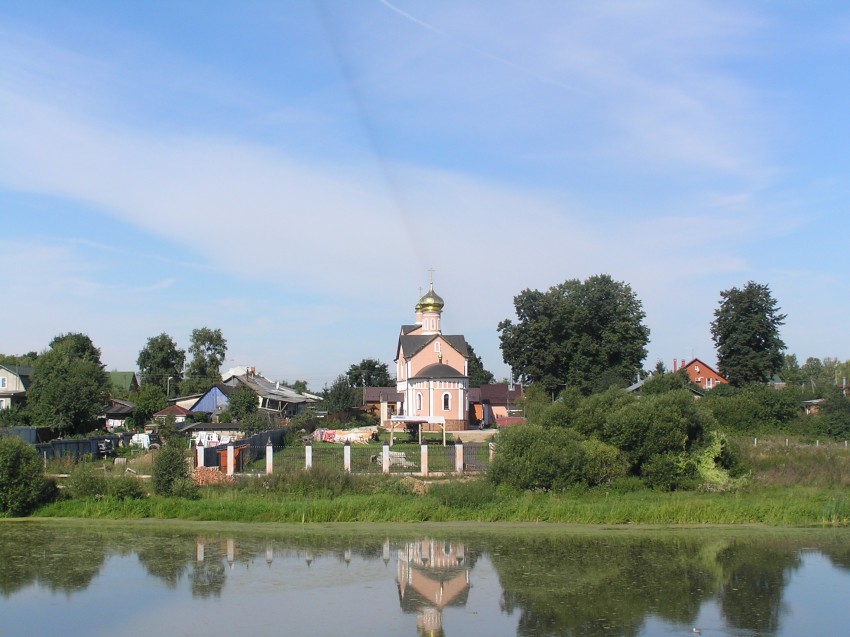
xmin=489 ymin=534 xmax=812 ymax=637
xmin=136 ymin=537 xmax=195 ymax=589
xmin=191 ymin=555 xmax=227 ymax=598
xmin=717 ymin=541 xmax=800 ymax=634
xmin=0 ymin=524 xmax=108 ymax=596
xmin=493 ymin=536 xmax=720 ymax=637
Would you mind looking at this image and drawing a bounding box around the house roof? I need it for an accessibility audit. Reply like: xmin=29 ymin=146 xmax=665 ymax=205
xmin=0 ymin=365 xmax=32 ymax=387
xmin=681 ymin=358 xmax=725 ymax=378
xmin=154 ymin=405 xmax=193 ymax=417
xmin=223 ymin=372 xmax=317 ymax=405
xmin=363 ymin=386 xmax=403 ymax=403
xmin=477 ymin=383 xmax=523 ymax=406
xmin=108 ymin=371 xmax=138 ymax=391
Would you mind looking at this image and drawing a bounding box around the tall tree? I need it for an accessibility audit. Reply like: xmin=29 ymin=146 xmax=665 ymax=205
xmin=711 ymin=282 xmax=786 ymax=386
xmin=466 ymin=344 xmax=495 ymax=387
xmin=346 ymin=358 xmax=392 ymax=387
xmin=228 ymin=384 xmax=258 ymax=421
xmin=498 ymin=274 xmax=650 ymax=396
xmin=137 ymin=333 xmax=186 ymax=396
xmin=27 ymin=333 xmax=109 ymax=435
xmin=322 ymin=375 xmax=359 ymax=412
xmin=129 ymin=384 xmax=168 ymax=429
xmin=181 ymin=327 xmax=227 ymax=394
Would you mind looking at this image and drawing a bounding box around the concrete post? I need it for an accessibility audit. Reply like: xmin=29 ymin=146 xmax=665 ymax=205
xmin=305 ymin=441 xmax=313 ymax=470
xmin=344 ymin=441 xmax=351 ymax=473
xmin=226 ymin=444 xmax=234 ymax=476
xmin=196 ymin=440 xmax=205 ymax=468
xmin=382 ymin=442 xmax=390 ymax=475
xmin=265 ymin=438 xmax=273 ymax=475
xmin=420 ymin=443 xmax=428 ymax=477
xmin=489 ymin=441 xmax=495 ymax=463
xmin=455 ymin=441 xmax=464 ymax=475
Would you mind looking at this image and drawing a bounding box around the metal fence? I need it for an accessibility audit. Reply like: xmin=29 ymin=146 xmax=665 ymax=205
xmin=208 ymin=440 xmax=493 ymax=476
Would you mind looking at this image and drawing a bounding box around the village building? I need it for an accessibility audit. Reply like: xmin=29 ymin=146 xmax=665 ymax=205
xmin=0 ymin=365 xmax=31 ymax=410
xmin=392 ymin=282 xmax=470 ymax=433
xmin=673 ymin=357 xmax=729 ymax=390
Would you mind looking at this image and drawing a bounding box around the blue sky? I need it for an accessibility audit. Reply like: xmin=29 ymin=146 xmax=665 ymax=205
xmin=2 ymin=1 xmax=850 ymax=390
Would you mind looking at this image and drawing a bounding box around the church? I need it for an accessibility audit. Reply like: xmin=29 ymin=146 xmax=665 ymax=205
xmin=393 ymin=280 xmax=470 ymax=431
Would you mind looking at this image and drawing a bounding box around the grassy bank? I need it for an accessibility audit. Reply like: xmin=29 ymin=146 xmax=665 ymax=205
xmin=28 ymin=434 xmax=850 ymax=527
xmin=34 ymin=482 xmax=850 ymax=527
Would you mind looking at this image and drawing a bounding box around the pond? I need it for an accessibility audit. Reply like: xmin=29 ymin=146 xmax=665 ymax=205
xmin=1 ymin=520 xmax=848 ymax=636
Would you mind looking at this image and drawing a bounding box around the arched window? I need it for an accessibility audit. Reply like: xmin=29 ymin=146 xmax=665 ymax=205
xmin=442 ymin=393 xmax=451 ymax=411
xmin=434 ymin=341 xmax=441 ymax=352
xmin=416 ymin=393 xmax=423 ymax=412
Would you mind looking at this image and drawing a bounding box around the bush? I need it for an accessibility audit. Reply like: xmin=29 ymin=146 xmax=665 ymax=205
xmin=152 ymin=444 xmax=191 ymax=496
xmin=489 ymin=425 xmax=588 ymax=491
xmin=169 ymin=477 xmax=200 ymax=500
xmin=0 ymin=436 xmax=55 ymax=516
xmin=641 ymin=452 xmax=697 ymax=491
xmin=65 ymin=462 xmax=109 ymax=499
xmin=579 ymin=438 xmax=628 ymax=486
xmin=604 ymin=390 xmax=713 ymax=471
xmin=108 ymin=475 xmax=146 ymax=500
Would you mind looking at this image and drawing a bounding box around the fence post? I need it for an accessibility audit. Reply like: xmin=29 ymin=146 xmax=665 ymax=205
xmin=382 ymin=442 xmax=390 ymax=475
xmin=305 ymin=441 xmax=313 ymax=470
xmin=344 ymin=441 xmax=351 ymax=473
xmin=420 ymin=443 xmax=429 ymax=477
xmin=455 ymin=441 xmax=464 ymax=475
xmin=489 ymin=441 xmax=496 ymax=463
xmin=754 ymin=438 xmax=757 ymax=447
xmin=227 ymin=444 xmax=235 ymax=476
xmin=196 ymin=440 xmax=205 ymax=468
xmin=266 ymin=437 xmax=273 ymax=475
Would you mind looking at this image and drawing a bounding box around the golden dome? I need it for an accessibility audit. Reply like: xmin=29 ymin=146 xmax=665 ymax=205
xmin=416 ymin=283 xmax=444 ymax=313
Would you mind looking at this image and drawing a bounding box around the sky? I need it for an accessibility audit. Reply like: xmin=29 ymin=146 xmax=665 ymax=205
xmin=2 ymin=1 xmax=850 ymax=391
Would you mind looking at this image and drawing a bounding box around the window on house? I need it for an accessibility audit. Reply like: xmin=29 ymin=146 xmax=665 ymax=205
xmin=434 ymin=341 xmax=440 ymax=352
xmin=0 ymin=399 xmax=5 ymax=409
xmin=443 ymin=393 xmax=451 ymax=411
xmin=0 ymin=378 xmax=6 ymax=389
xmin=416 ymin=393 xmax=423 ymax=411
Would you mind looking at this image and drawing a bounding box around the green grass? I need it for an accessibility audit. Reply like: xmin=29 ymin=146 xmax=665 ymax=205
xmin=29 ymin=434 xmax=850 ymax=527
xmin=34 ymin=482 xmax=850 ymax=527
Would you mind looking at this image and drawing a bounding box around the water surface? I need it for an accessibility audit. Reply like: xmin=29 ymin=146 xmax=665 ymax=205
xmin=1 ymin=521 xmax=848 ymax=636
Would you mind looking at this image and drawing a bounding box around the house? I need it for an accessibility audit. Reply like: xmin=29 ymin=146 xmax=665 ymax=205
xmin=221 ymin=366 xmax=318 ymax=418
xmin=170 ymin=384 xmax=235 ymax=418
xmin=673 ymin=358 xmax=728 ymax=391
xmin=108 ymin=371 xmax=139 ymax=393
xmin=0 ymin=365 xmax=32 ymax=410
xmin=153 ymin=404 xmax=194 ymax=424
xmin=393 ymin=281 xmax=470 ymax=432
xmin=103 ymin=398 xmax=135 ymax=431
xmin=802 ymin=398 xmax=825 ymax=415
xmin=468 ymin=383 xmax=524 ymax=426
xmin=363 ymin=386 xmax=403 ymax=422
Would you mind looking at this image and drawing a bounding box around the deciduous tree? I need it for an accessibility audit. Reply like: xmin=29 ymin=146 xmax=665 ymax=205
xmin=27 ymin=333 xmax=109 ymax=435
xmin=466 ymin=344 xmax=495 ymax=387
xmin=137 ymin=333 xmax=185 ymax=396
xmin=346 ymin=358 xmax=392 ymax=388
xmin=181 ymin=327 xmax=227 ymax=394
xmin=498 ymin=274 xmax=650 ymax=396
xmin=711 ymin=282 xmax=786 ymax=386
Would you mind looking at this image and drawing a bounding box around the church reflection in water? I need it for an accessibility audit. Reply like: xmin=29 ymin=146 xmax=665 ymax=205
xmin=396 ymin=539 xmax=470 ymax=637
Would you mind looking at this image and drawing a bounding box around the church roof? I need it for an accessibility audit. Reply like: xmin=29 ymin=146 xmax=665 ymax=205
xmin=397 ymin=334 xmax=469 ymax=360
xmin=415 ymin=282 xmax=445 ymax=313
xmin=411 ymin=363 xmax=467 ymax=379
